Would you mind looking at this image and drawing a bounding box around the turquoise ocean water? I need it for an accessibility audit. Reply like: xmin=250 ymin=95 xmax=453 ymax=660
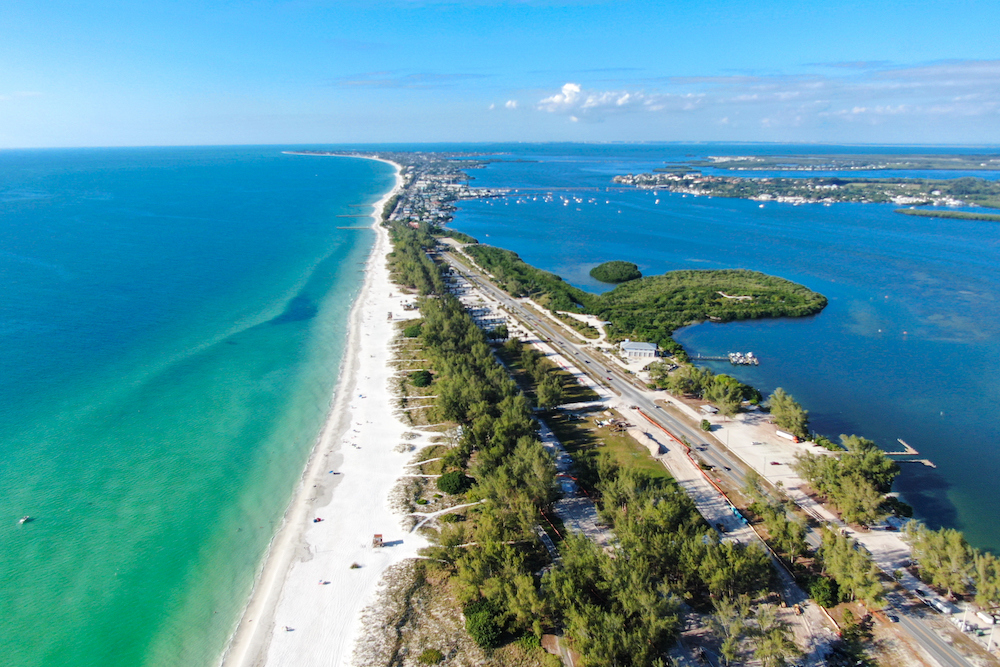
xmin=0 ymin=147 xmax=394 ymax=667
xmin=443 ymin=144 xmax=1000 ymax=554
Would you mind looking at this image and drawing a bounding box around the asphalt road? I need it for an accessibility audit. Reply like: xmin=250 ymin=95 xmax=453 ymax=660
xmin=442 ymin=249 xmax=975 ymax=667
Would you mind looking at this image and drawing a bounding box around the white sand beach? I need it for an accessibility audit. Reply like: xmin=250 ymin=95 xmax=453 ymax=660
xmin=221 ymin=158 xmax=425 ymax=667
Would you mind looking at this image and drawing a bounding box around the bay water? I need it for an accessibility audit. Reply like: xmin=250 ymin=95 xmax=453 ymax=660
xmin=0 ymin=147 xmax=393 ymax=666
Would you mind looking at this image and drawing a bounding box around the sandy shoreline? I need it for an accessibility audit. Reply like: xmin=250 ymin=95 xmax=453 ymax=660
xmin=220 ymin=156 xmax=420 ymax=667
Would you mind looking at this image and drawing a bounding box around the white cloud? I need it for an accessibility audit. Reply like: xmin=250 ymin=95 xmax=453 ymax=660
xmin=528 ymin=60 xmax=1000 ymax=136
xmin=505 ymin=99 xmax=518 ymax=109
xmin=537 ymin=82 xmax=582 ymax=111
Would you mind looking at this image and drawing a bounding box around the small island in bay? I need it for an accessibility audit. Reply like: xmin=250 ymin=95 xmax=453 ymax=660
xmin=589 ymin=260 xmax=642 ymax=283
xmin=895 ymin=208 xmax=1000 ymax=223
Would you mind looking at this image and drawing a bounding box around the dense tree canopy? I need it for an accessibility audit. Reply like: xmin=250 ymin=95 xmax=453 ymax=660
xmin=765 ymin=388 xmax=809 ymax=439
xmin=589 ymin=260 xmax=642 ymax=284
xmin=906 ymin=524 xmax=974 ymax=597
xmin=793 ymin=435 xmax=899 ymax=526
xmin=819 ymin=529 xmax=884 ymax=608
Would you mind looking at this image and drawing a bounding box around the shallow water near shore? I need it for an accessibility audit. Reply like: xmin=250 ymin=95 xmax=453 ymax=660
xmin=446 ymin=144 xmax=1000 ymax=553
xmin=0 ymin=147 xmax=394 ymax=667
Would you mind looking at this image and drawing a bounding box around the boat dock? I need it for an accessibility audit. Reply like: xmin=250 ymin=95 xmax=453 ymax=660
xmin=694 ymin=352 xmax=760 ymax=366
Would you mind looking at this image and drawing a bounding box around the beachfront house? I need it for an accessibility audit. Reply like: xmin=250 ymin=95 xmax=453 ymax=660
xmin=619 ymin=340 xmax=659 ymax=359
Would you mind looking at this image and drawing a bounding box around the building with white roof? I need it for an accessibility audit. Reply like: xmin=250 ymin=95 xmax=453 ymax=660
xmin=619 ymin=340 xmax=658 ymax=359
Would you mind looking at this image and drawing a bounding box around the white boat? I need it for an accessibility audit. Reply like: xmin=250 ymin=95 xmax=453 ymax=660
xmin=18 ymin=516 xmax=30 ymax=524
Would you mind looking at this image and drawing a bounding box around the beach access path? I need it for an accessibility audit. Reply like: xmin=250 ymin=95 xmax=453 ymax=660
xmin=221 ymin=161 xmax=425 ymax=667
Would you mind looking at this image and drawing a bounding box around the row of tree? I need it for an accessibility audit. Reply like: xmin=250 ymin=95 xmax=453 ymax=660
xmin=501 ymin=337 xmax=565 ymax=409
xmin=906 ymin=523 xmax=1000 ymax=607
xmin=413 ymin=297 xmax=790 ymax=663
xmin=818 ymin=529 xmax=885 ymax=608
xmin=792 ymin=435 xmax=900 ymax=526
xmin=413 ymin=294 xmax=558 ymax=648
xmin=648 ymin=363 xmax=761 ymax=416
xmin=386 ymin=220 xmax=447 ymax=295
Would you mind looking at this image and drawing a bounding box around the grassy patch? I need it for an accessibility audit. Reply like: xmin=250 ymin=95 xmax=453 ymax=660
xmin=546 ymin=410 xmax=675 ymax=494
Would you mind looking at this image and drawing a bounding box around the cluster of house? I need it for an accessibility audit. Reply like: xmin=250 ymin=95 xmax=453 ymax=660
xmin=391 ymin=171 xmax=509 ymax=226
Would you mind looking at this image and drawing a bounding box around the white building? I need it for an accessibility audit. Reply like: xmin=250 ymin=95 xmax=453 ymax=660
xmin=619 ymin=340 xmax=659 ymax=359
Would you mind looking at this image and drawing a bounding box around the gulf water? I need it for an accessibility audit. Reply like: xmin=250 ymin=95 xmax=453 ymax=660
xmin=0 ymin=147 xmax=394 ymax=666
xmin=446 ymin=144 xmax=1000 ymax=553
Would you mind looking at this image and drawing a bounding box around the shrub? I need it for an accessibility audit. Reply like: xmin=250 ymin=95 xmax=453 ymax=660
xmin=403 ymin=322 xmax=423 ymax=338
xmin=809 ymin=575 xmax=840 ymax=608
xmin=417 ymin=648 xmax=444 ymax=664
xmin=410 ymin=370 xmax=432 ymax=387
xmin=465 ymin=600 xmax=501 ymax=649
xmin=813 ymin=433 xmax=843 ymax=451
xmin=437 ymin=471 xmax=471 ymax=495
xmin=700 ymin=419 xmax=712 ymax=431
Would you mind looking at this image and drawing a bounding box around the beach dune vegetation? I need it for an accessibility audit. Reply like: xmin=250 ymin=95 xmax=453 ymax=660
xmin=437 ymin=471 xmax=471 ymax=495
xmin=410 ymin=369 xmax=432 ymax=387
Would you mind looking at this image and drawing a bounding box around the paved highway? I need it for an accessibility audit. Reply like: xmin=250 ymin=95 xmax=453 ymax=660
xmin=442 ymin=248 xmax=975 ymax=667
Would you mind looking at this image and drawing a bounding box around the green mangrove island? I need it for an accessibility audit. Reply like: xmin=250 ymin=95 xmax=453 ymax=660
xmin=589 ymin=260 xmax=642 ymax=284
xmin=895 ymin=208 xmax=1000 ymax=223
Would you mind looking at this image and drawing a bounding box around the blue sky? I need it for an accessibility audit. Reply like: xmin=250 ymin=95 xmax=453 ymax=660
xmin=2 ymin=0 xmax=999 ymax=147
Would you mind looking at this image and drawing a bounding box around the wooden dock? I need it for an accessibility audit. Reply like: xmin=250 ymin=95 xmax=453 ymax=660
xmin=884 ymin=438 xmax=919 ymax=455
